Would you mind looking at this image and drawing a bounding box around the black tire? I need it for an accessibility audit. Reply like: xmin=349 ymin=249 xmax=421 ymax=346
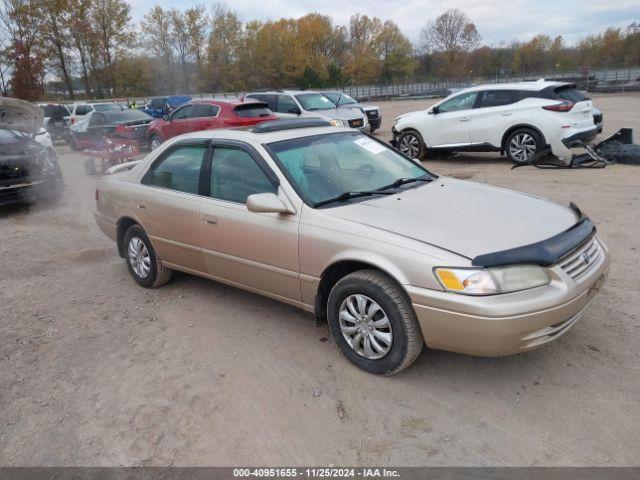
xmin=397 ymin=129 xmax=427 ymax=159
xmin=123 ymin=224 xmax=172 ymax=288
xmin=149 ymin=134 xmax=162 ymax=151
xmin=505 ymin=128 xmax=544 ymax=165
xmin=327 ymin=270 xmax=424 ymax=375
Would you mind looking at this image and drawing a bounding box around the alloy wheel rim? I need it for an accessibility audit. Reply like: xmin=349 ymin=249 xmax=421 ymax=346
xmin=399 ymin=134 xmax=420 ymax=158
xmin=339 ymin=294 xmax=393 ymax=360
xmin=150 ymin=137 xmax=161 ymax=150
xmin=509 ymin=133 xmax=536 ymax=162
xmin=128 ymin=237 xmax=151 ymax=278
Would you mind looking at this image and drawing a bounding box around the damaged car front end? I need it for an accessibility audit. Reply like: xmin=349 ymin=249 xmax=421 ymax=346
xmin=0 ymin=98 xmax=64 ymax=206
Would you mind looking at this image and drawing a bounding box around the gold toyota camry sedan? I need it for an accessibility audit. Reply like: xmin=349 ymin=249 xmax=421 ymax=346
xmin=95 ymin=118 xmax=610 ymax=375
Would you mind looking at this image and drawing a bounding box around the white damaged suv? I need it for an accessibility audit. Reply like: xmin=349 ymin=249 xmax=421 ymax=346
xmin=391 ymin=81 xmax=597 ymax=165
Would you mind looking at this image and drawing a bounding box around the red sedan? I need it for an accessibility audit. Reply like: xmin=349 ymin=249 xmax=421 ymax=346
xmin=146 ymin=99 xmax=277 ymax=150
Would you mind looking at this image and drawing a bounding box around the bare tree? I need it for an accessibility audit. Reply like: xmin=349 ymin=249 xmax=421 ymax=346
xmin=141 ymin=6 xmax=176 ymax=93
xmin=421 ymin=9 xmax=480 ymax=76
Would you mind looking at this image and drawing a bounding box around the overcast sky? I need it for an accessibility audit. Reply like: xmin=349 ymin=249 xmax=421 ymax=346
xmin=129 ymin=0 xmax=639 ymax=46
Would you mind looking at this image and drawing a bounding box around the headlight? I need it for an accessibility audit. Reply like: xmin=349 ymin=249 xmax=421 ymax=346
xmin=434 ymin=265 xmax=550 ymax=296
xmin=329 ymin=119 xmax=346 ymax=127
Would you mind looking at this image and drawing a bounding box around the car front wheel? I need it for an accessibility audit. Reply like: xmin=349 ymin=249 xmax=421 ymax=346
xmin=123 ymin=224 xmax=172 ymax=288
xmin=505 ymin=129 xmax=543 ymax=165
xmin=397 ymin=130 xmax=426 ymax=159
xmin=327 ymin=270 xmax=424 ymax=375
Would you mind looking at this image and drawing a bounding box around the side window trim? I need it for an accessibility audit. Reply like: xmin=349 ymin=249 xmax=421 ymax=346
xmin=141 ymin=139 xmax=210 ymax=196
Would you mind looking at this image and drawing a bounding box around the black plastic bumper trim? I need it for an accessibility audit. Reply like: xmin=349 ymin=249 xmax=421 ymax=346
xmin=562 ymin=127 xmax=598 ymax=148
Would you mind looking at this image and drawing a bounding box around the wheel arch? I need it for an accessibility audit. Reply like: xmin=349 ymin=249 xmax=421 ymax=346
xmin=501 ymin=124 xmax=547 ymax=151
xmin=313 ymin=258 xmax=407 ymax=325
xmin=116 ymin=216 xmax=139 ymax=258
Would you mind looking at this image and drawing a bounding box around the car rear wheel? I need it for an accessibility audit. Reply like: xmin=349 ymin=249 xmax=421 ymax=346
xmin=123 ymin=225 xmax=172 ymax=288
xmin=397 ymin=130 xmax=426 ymax=159
xmin=327 ymin=270 xmax=423 ymax=375
xmin=505 ymin=129 xmax=543 ymax=165
xmin=149 ymin=134 xmax=162 ymax=151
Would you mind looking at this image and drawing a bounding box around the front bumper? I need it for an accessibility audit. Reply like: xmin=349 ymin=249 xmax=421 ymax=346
xmin=406 ymin=239 xmax=610 ymax=356
xmin=0 ymin=179 xmax=64 ymax=206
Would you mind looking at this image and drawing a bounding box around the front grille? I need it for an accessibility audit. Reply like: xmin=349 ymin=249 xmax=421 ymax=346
xmin=558 ymin=237 xmax=602 ymax=280
xmin=348 ymin=118 xmax=364 ymax=128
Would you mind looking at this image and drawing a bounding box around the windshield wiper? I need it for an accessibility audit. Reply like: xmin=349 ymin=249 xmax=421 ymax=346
xmin=314 ymin=190 xmax=395 ymax=208
xmin=377 ymin=175 xmax=432 ymax=192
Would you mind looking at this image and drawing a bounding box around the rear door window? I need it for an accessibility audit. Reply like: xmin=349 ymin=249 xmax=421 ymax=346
xmin=192 ymin=104 xmax=220 ymax=118
xmin=145 ymin=145 xmax=206 ymax=194
xmin=478 ymin=90 xmax=515 ymax=108
xmin=234 ymin=104 xmax=273 ymax=118
xmin=75 ymin=105 xmax=92 ymax=116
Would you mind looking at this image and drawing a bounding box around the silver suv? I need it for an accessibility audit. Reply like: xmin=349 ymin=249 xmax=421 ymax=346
xmin=245 ymin=90 xmax=368 ymax=130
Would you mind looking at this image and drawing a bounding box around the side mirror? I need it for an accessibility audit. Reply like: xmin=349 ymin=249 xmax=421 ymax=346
xmin=246 ymin=193 xmax=290 ymax=214
xmin=429 ymin=106 xmax=439 ymax=114
xmin=288 ymin=107 xmax=301 ymax=115
xmin=163 ymin=115 xmax=170 ymax=121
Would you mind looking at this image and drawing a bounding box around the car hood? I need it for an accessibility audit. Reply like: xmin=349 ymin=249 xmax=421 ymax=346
xmin=327 ymin=177 xmax=579 ymax=260
xmin=319 ymin=108 xmax=366 ymax=121
xmin=0 ymin=97 xmax=44 ymax=134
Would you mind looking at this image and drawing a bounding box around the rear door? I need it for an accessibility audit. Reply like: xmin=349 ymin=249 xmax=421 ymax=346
xmin=189 ymin=104 xmax=221 ymax=132
xmin=470 ymin=89 xmax=517 ymax=147
xmin=133 ymin=141 xmax=209 ymax=272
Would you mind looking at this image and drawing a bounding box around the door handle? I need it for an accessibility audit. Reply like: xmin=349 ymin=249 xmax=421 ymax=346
xmin=202 ymin=216 xmax=217 ymax=226
xmin=136 ymin=203 xmax=146 ymax=210
xmin=460 ymin=117 xmax=471 ymax=122
xmin=501 ymin=112 xmax=514 ymax=116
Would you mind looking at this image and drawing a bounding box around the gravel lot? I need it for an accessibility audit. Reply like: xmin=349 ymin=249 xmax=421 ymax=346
xmin=1 ymin=94 xmax=639 ymax=467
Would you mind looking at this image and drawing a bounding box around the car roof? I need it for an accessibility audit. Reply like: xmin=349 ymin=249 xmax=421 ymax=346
xmin=188 ymin=98 xmax=265 ymax=107
xmin=168 ymin=123 xmax=352 ymax=145
xmin=454 ymin=81 xmax=574 ymax=96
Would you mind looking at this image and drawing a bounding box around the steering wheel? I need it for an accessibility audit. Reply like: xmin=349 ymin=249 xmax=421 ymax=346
xmin=356 ymin=163 xmax=375 ymax=179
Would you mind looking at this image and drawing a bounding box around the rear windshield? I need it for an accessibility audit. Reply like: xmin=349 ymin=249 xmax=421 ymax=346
xmin=41 ymin=105 xmax=70 ymax=117
xmin=102 ymin=110 xmax=152 ymax=123
xmin=554 ymin=86 xmax=588 ymax=102
xmin=94 ymin=103 xmax=124 ymax=112
xmin=234 ymin=103 xmax=273 ymax=118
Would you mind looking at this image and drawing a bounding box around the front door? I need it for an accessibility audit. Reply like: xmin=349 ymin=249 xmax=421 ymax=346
xmin=199 ymin=143 xmax=301 ymax=301
xmin=132 ymin=142 xmax=208 ymax=272
xmin=428 ymin=91 xmax=478 ymax=147
xmin=164 ymin=104 xmax=194 ymax=140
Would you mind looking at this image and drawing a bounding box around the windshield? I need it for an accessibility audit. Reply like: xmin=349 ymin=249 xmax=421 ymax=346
xmin=94 ymin=103 xmax=124 ymax=112
xmin=323 ymin=92 xmax=357 ymax=106
xmin=295 ymin=93 xmax=336 ymax=111
xmin=267 ymin=132 xmax=430 ymax=207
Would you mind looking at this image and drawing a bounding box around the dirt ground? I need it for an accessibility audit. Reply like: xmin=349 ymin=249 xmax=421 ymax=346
xmin=1 ymin=94 xmax=639 ymax=467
